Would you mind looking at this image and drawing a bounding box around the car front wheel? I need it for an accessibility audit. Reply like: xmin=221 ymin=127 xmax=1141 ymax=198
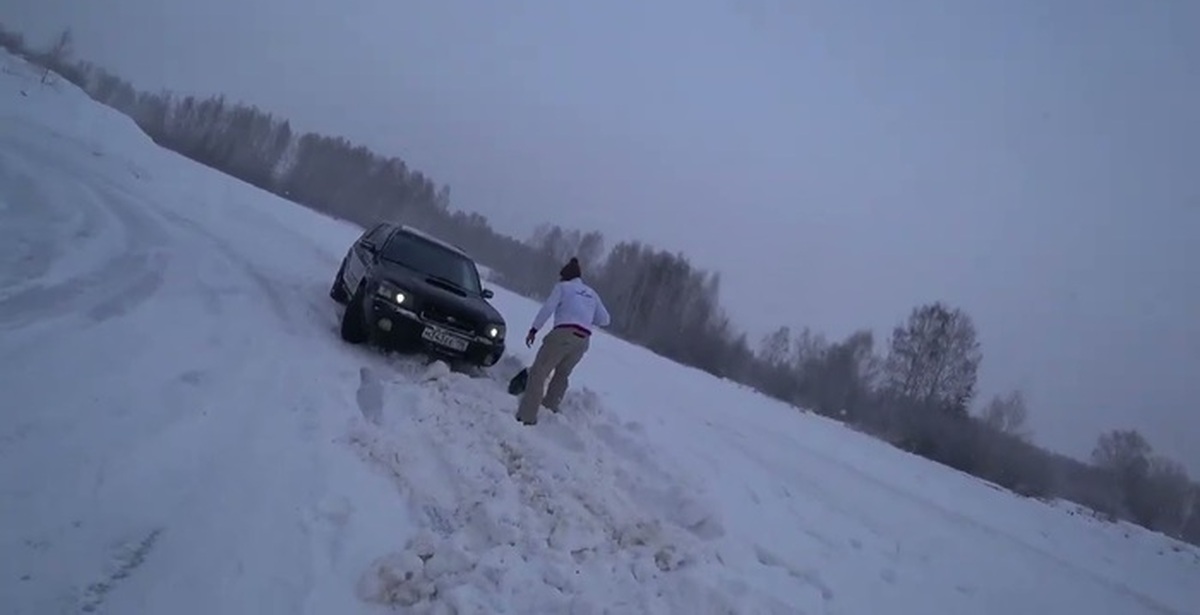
xmin=340 ymin=282 xmax=369 ymax=344
xmin=330 ymin=259 xmax=350 ymax=303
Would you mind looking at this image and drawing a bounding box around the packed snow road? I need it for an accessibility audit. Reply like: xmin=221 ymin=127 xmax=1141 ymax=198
xmin=0 ymin=118 xmax=403 ymax=613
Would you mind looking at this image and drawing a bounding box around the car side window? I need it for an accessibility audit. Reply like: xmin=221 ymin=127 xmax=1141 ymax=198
xmin=361 ymin=223 xmax=389 ymax=248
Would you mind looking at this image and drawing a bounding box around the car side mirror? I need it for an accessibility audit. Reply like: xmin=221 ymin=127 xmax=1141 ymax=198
xmin=482 ymin=289 xmax=494 ymax=299
xmin=360 ymin=240 xmax=376 ymax=253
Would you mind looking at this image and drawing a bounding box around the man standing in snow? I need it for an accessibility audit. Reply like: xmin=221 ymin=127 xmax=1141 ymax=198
xmin=516 ymin=257 xmax=611 ymax=425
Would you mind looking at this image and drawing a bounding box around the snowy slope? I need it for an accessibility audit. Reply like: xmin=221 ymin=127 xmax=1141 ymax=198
xmin=2 ymin=53 xmax=1198 ymax=615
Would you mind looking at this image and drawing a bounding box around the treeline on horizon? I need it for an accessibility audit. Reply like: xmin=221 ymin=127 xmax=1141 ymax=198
xmin=5 ymin=25 xmax=1197 ymax=547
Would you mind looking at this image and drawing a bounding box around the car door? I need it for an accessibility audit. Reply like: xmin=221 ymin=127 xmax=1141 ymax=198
xmin=344 ymin=224 xmax=389 ymax=290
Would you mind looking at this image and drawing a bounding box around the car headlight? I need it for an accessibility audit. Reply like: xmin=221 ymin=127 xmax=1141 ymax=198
xmin=375 ymin=281 xmax=407 ymax=305
xmin=486 ymin=324 xmax=504 ymax=339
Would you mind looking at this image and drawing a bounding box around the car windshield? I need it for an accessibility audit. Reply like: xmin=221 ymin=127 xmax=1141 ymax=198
xmin=379 ymin=232 xmax=483 ymax=295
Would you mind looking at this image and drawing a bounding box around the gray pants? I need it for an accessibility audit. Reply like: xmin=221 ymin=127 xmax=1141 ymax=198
xmin=517 ymin=327 xmax=590 ymax=423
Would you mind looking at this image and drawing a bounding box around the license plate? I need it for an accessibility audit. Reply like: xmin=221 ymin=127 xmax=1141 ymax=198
xmin=421 ymin=326 xmax=469 ymax=351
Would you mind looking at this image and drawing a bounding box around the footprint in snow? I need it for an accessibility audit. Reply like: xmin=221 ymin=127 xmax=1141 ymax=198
xmin=535 ymin=416 xmax=586 ymax=453
xmin=753 ymin=544 xmax=835 ymax=602
xmin=591 ymin=422 xmax=651 ymax=466
xmin=356 ymin=367 xmax=384 ymax=426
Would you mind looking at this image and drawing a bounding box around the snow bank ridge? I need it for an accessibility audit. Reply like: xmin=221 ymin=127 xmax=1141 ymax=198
xmin=341 ymin=360 xmax=787 ymax=614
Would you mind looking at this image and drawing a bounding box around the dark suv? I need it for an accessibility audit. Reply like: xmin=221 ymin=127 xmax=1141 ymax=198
xmin=330 ymin=222 xmax=507 ymax=368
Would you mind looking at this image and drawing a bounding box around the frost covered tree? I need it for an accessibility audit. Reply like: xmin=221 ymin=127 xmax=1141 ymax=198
xmin=1092 ymin=429 xmax=1152 ymax=480
xmin=882 ymin=301 xmax=982 ymax=414
xmin=981 ymin=390 xmax=1032 ymax=441
xmin=757 ymin=325 xmax=793 ymax=367
xmin=1090 ymin=429 xmax=1194 ymax=533
xmin=805 ymin=329 xmax=879 ymax=419
xmin=1138 ymin=456 xmax=1193 ymax=535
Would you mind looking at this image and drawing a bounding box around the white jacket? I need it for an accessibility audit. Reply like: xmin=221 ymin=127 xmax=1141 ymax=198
xmin=531 ymin=279 xmax=611 ymax=334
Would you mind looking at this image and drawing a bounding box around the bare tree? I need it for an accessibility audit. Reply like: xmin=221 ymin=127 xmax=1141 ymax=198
xmin=981 ymin=390 xmax=1032 ymax=441
xmin=1088 ymin=429 xmax=1189 ymax=528
xmin=883 ymin=301 xmax=982 ymax=414
xmin=792 ymin=327 xmax=828 ymax=368
xmin=576 ymin=230 xmax=606 ymax=267
xmin=757 ymin=325 xmax=793 ymax=367
xmin=0 ymin=23 xmax=27 ymax=55
xmin=1092 ymin=429 xmax=1151 ymax=479
xmin=1139 ymin=456 xmax=1192 ymax=536
xmin=806 ymin=329 xmax=879 ymax=419
xmin=1183 ymin=486 xmax=1200 ymax=544
xmin=40 ymin=28 xmax=73 ymax=85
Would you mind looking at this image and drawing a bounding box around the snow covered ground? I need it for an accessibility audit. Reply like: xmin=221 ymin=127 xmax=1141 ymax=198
xmin=2 ymin=53 xmax=1198 ymax=615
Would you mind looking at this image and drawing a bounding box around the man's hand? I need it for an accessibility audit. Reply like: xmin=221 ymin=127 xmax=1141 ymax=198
xmin=525 ymin=328 xmax=537 ymax=348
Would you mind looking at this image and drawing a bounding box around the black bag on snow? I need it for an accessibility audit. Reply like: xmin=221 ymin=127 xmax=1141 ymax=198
xmin=507 ymin=368 xmax=528 ymax=396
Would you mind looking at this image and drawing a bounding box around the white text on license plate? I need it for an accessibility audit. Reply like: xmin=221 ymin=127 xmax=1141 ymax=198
xmin=421 ymin=326 xmax=468 ymax=351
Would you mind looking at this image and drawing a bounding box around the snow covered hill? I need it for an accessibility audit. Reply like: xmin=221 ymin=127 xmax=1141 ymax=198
xmin=2 ymin=52 xmax=1198 ymax=615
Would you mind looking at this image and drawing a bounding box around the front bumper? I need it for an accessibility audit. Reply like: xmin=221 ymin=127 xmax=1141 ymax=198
xmin=365 ymin=297 xmax=505 ymax=366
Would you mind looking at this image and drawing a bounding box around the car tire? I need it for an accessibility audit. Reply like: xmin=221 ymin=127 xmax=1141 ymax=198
xmin=330 ymin=259 xmax=350 ymax=303
xmin=340 ymin=282 xmax=369 ymax=344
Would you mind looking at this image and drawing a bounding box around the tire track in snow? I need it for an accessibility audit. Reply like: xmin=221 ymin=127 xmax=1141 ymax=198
xmin=0 ymin=156 xmax=77 ymax=291
xmin=152 ymin=207 xmax=301 ymax=332
xmin=148 ymin=198 xmax=350 ymax=343
xmin=77 ymin=354 xmax=328 ymax=614
xmin=0 ymin=130 xmax=169 ymax=331
xmin=77 ymin=528 xmax=164 ymax=613
xmin=1 ymin=118 xmax=343 ymax=613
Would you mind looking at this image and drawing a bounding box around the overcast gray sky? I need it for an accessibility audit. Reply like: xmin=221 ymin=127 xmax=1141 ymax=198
xmin=3 ymin=0 xmax=1198 ymax=472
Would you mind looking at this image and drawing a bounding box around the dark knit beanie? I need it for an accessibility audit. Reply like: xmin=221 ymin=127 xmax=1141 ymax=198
xmin=560 ymin=257 xmax=581 ymax=281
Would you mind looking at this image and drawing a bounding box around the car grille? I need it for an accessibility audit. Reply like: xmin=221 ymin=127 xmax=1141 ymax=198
xmin=421 ymin=306 xmax=476 ymax=334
